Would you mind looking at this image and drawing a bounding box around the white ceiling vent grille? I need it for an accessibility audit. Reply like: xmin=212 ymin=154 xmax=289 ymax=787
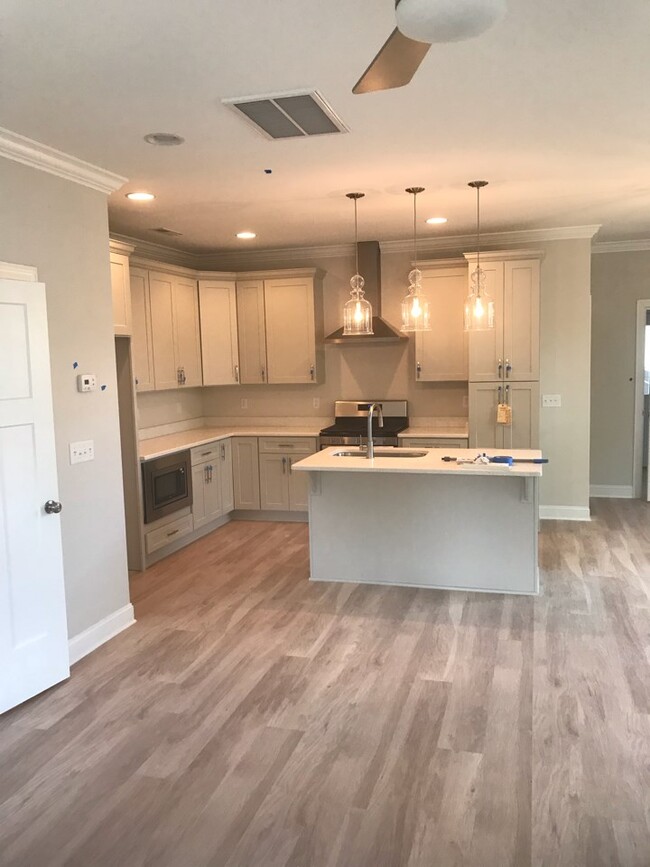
xmin=150 ymin=227 xmax=183 ymax=236
xmin=222 ymin=90 xmax=349 ymax=140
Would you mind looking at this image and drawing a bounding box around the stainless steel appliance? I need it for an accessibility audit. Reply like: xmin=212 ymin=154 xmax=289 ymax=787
xmin=142 ymin=450 xmax=193 ymax=524
xmin=319 ymin=400 xmax=408 ymax=449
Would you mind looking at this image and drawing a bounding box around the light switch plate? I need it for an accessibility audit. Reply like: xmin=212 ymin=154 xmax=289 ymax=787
xmin=542 ymin=394 xmax=562 ymax=408
xmin=70 ymin=440 xmax=94 ymax=464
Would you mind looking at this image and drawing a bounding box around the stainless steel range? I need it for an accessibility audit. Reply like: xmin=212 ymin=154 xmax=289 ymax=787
xmin=319 ymin=400 xmax=408 ymax=449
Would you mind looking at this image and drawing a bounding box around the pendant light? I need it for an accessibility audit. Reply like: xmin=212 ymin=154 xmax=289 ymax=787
xmin=343 ymin=192 xmax=373 ymax=336
xmin=464 ymin=180 xmax=495 ymax=331
xmin=401 ymin=187 xmax=431 ymax=332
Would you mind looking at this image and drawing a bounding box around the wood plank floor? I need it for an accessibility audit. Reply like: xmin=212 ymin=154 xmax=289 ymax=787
xmin=1 ymin=499 xmax=649 ymax=866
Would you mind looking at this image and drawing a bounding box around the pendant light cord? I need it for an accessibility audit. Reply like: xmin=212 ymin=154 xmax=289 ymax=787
xmin=413 ymin=191 xmax=418 ymax=271
xmin=476 ymin=184 xmax=481 ymax=273
xmin=354 ymin=197 xmax=359 ymax=277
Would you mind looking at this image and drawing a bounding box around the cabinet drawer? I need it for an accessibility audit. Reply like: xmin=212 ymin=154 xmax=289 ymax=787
xmin=145 ymin=513 xmax=194 ymax=554
xmin=401 ymin=437 xmax=469 ymax=449
xmin=191 ymin=442 xmax=223 ymax=466
xmin=258 ymin=437 xmax=317 ymax=455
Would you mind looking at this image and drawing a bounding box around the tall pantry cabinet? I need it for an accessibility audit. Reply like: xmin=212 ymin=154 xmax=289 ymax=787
xmin=467 ymin=251 xmax=542 ymax=449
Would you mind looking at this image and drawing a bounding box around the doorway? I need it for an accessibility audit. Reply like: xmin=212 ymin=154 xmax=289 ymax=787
xmin=633 ymin=299 xmax=650 ymax=499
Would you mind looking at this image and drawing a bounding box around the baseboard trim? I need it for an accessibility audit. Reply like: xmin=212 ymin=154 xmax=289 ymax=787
xmin=589 ymin=485 xmax=635 ymax=499
xmin=539 ymin=505 xmax=591 ymax=521
xmin=68 ymin=603 xmax=135 ymax=665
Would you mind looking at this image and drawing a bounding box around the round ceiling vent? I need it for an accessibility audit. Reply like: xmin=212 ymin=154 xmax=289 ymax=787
xmin=143 ymin=132 xmax=185 ymax=146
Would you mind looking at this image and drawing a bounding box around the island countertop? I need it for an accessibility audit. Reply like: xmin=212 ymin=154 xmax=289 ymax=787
xmin=292 ymin=447 xmax=544 ymax=477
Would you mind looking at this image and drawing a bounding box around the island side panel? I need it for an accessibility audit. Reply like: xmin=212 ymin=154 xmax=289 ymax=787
xmin=307 ymin=471 xmax=539 ymax=594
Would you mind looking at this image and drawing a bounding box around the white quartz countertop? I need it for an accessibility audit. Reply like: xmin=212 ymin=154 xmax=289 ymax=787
xmin=292 ymin=447 xmax=544 ymax=477
xmin=397 ymin=425 xmax=469 ymax=439
xmin=139 ymin=425 xmax=320 ymax=461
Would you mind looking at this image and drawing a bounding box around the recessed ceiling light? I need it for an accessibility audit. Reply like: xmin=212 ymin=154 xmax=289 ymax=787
xmin=425 ymin=216 xmax=447 ymax=225
xmin=126 ymin=191 xmax=155 ymax=201
xmin=236 ymin=231 xmax=256 ymax=239
xmin=143 ymin=132 xmax=185 ymax=146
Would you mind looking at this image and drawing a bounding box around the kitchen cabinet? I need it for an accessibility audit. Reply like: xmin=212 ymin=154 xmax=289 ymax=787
xmin=129 ymin=266 xmax=155 ymax=392
xmin=258 ymin=437 xmax=317 ymax=511
xmin=109 ymin=241 xmax=134 ymax=336
xmin=199 ymin=278 xmax=240 ymax=385
xmin=145 ymin=512 xmax=194 ymax=556
xmin=469 ymin=382 xmax=540 ymax=450
xmin=149 ymin=269 xmax=202 ymax=390
xmin=191 ymin=439 xmax=234 ymax=528
xmin=219 ymin=438 xmax=235 ymax=513
xmin=467 ymin=253 xmax=541 ymax=383
xmin=236 ymin=270 xmax=319 ymax=385
xmin=232 ymin=437 xmax=261 ymax=510
xmin=415 ymin=265 xmax=468 ymax=381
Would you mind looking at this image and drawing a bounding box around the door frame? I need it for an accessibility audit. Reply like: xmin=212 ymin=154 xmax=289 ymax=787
xmin=632 ymin=299 xmax=650 ymax=498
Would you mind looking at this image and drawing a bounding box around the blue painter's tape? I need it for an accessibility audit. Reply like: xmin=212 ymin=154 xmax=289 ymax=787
xmin=100 ymin=384 xmax=107 ymax=391
xmin=73 ymin=361 xmax=78 ymax=369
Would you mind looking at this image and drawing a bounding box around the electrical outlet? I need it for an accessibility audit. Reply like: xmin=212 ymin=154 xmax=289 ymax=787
xmin=240 ymin=398 xmax=248 ymax=409
xmin=313 ymin=397 xmax=320 ymax=409
xmin=542 ymin=394 xmax=562 ymax=408
xmin=69 ymin=440 xmax=94 ymax=464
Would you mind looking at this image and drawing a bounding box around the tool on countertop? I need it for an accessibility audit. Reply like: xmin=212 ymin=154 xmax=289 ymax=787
xmin=442 ymin=453 xmax=549 ymax=466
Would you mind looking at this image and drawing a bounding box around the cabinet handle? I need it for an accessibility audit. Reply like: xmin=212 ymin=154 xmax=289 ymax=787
xmin=261 ymin=366 xmax=266 ymax=382
xmin=205 ymin=466 xmax=209 ymax=484
xmin=167 ymin=529 xmax=179 ymax=537
xmin=282 ymin=456 xmax=286 ymax=474
xmin=416 ymin=361 xmax=421 ymax=379
xmin=278 ymin=443 xmax=294 ymax=448
xmin=135 ymin=377 xmax=139 ymax=386
xmin=234 ymin=364 xmax=239 ymax=383
xmin=201 ymin=451 xmax=211 ymax=456
xmin=505 ymin=359 xmax=512 ymax=378
xmin=498 ymin=358 xmax=503 ymax=378
xmin=505 ymin=384 xmax=510 ymax=405
xmin=221 ymin=444 xmax=225 ymax=460
xmin=497 ymin=385 xmax=503 ymax=403
xmin=310 ymin=364 xmax=315 ymax=381
xmin=288 ymin=458 xmax=293 ymax=474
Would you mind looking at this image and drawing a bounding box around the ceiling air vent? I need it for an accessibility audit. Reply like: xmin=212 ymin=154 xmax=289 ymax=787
xmin=150 ymin=227 xmax=183 ymax=237
xmin=222 ymin=90 xmax=348 ymax=140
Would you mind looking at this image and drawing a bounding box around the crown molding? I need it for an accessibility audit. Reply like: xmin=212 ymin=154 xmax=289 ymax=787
xmin=109 ymin=239 xmax=135 ymax=256
xmin=463 ymin=249 xmax=545 ymax=263
xmin=380 ymin=225 xmax=601 ymax=255
xmin=206 ymin=243 xmax=355 ymax=269
xmin=592 ymin=239 xmax=650 ymax=254
xmin=0 ymin=127 xmax=127 ymax=194
xmin=110 ymin=233 xmax=198 ymax=269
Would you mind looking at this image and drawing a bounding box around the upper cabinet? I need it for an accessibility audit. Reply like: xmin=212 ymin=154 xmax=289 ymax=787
xmin=467 ymin=252 xmax=541 ymax=383
xmin=129 ymin=266 xmax=155 ymax=392
xmin=415 ymin=264 xmax=468 ymax=382
xmin=236 ymin=269 xmax=318 ymax=385
xmin=109 ymin=240 xmax=134 ymax=336
xmin=149 ymin=270 xmax=202 ymax=390
xmin=199 ymin=278 xmax=239 ymax=386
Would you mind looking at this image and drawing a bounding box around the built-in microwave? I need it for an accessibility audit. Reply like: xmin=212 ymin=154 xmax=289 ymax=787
xmin=142 ymin=450 xmax=193 ymax=524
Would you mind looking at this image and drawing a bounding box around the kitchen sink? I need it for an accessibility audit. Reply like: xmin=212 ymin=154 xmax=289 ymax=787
xmin=332 ymin=449 xmax=428 ymax=459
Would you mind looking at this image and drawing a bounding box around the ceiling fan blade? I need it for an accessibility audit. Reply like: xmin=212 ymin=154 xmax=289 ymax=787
xmin=352 ymin=27 xmax=431 ymax=94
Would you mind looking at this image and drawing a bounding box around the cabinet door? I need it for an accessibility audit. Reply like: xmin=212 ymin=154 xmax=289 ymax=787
xmin=172 ymin=276 xmax=202 ymax=387
xmin=415 ymin=267 xmax=468 ymax=381
xmin=288 ymin=456 xmax=311 ymax=510
xmin=192 ymin=463 xmax=222 ymax=529
xmin=264 ymin=277 xmax=316 ymax=384
xmin=110 ymin=252 xmax=132 ymax=336
xmin=199 ymin=280 xmax=239 ymax=385
xmin=260 ymin=454 xmax=290 ymax=511
xmin=468 ymin=261 xmax=505 ymax=382
xmin=130 ymin=267 xmax=155 ymax=392
xmin=502 ymin=382 xmax=540 ymax=450
xmin=149 ymin=271 xmax=179 ymax=390
xmin=219 ymin=439 xmax=235 ymax=514
xmin=232 ymin=437 xmax=261 ymax=510
xmin=236 ymin=280 xmax=267 ymax=384
xmin=468 ymin=383 xmax=503 ymax=450
xmin=503 ymin=260 xmax=540 ymax=382
xmin=191 ymin=463 xmax=208 ymax=529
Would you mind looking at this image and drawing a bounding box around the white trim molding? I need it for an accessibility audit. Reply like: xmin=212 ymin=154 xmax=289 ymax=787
xmin=592 ymin=239 xmax=650 ymax=254
xmin=590 ymin=485 xmax=635 ymax=498
xmin=68 ymin=603 xmax=135 ymax=665
xmin=539 ymin=505 xmax=591 ymax=521
xmin=380 ymin=225 xmax=601 ymax=255
xmin=109 ymin=239 xmax=135 ymax=256
xmin=111 ymin=233 xmax=198 ymax=269
xmin=0 ymin=126 xmax=127 ymax=194
xmin=632 ymin=299 xmax=650 ymax=498
xmin=0 ymin=261 xmax=38 ymax=281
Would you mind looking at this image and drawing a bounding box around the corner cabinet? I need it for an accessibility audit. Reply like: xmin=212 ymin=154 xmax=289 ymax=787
xmin=415 ymin=264 xmax=468 ymax=381
xmin=232 ymin=437 xmax=261 ymax=510
xmin=109 ymin=240 xmax=134 ymax=336
xmin=199 ymin=277 xmax=240 ymax=385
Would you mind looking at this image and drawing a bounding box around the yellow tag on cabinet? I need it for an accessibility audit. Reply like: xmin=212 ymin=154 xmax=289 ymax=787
xmin=497 ymin=403 xmax=512 ymax=425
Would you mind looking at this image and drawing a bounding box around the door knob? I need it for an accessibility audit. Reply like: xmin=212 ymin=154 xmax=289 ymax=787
xmin=44 ymin=500 xmax=62 ymax=514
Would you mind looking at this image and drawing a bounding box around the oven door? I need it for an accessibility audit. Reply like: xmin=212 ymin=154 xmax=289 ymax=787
xmin=142 ymin=450 xmax=193 ymax=524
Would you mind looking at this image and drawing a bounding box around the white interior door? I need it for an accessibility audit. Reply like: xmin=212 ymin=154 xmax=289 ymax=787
xmin=0 ymin=275 xmax=69 ymax=714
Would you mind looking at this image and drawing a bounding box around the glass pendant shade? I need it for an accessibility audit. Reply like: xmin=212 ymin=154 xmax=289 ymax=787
xmin=343 ymin=274 xmax=373 ymax=335
xmin=464 ymin=267 xmax=495 ymax=331
xmin=401 ymin=268 xmax=431 ymax=332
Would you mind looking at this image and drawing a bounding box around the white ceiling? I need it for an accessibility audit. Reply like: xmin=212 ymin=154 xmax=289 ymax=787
xmin=3 ymin=0 xmax=650 ymax=252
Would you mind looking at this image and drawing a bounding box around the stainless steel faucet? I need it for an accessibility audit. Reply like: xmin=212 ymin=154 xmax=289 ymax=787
xmin=366 ymin=402 xmax=384 ymax=459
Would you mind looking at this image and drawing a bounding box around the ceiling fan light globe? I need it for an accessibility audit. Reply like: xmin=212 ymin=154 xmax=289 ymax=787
xmin=395 ymin=0 xmax=507 ymax=44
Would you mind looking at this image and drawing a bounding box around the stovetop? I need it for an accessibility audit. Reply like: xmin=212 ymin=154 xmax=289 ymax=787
xmin=319 ymin=418 xmax=408 ymax=437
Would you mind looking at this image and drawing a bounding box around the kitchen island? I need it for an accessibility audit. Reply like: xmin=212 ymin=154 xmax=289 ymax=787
xmin=291 ymin=447 xmax=543 ymax=595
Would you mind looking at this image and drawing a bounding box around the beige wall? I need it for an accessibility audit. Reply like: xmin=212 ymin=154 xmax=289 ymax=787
xmin=137 ymin=387 xmax=204 ymax=432
xmin=0 ymin=160 xmax=130 ymax=638
xmin=590 ymin=249 xmax=650 ymax=489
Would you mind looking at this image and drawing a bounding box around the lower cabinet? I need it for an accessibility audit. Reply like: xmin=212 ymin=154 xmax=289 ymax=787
xmin=259 ymin=437 xmax=317 ymax=511
xmin=145 ymin=512 xmax=194 ymax=555
xmin=469 ymin=381 xmax=540 ymax=449
xmin=232 ymin=437 xmax=261 ymax=510
xmin=191 ymin=440 xmax=235 ymax=529
xmin=400 ymin=437 xmax=469 ymax=449
xmin=219 ymin=439 xmax=235 ymax=513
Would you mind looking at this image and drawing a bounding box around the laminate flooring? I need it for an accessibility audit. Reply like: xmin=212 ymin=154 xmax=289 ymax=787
xmin=1 ymin=499 xmax=649 ymax=866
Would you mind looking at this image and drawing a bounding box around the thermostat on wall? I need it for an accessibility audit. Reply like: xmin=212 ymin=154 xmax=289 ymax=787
xmin=77 ymin=374 xmax=97 ymax=393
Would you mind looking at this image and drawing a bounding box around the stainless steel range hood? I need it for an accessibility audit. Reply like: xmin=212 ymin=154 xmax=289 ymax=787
xmin=325 ymin=241 xmax=407 ymax=344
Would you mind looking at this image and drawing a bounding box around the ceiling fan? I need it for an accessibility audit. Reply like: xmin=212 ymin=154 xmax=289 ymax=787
xmin=353 ymin=0 xmax=506 ymax=94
